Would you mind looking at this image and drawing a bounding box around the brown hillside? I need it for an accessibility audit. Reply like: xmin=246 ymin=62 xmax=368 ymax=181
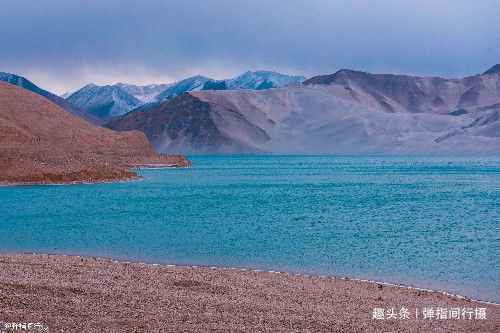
xmin=0 ymin=82 xmax=190 ymax=184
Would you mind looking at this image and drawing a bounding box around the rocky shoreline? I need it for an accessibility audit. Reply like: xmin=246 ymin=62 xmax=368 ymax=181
xmin=0 ymin=174 xmax=141 ymax=187
xmin=0 ymin=158 xmax=191 ymax=187
xmin=0 ymin=157 xmax=191 ymax=186
xmin=0 ymin=253 xmax=498 ymax=332
xmin=0 ymin=154 xmax=191 ymax=186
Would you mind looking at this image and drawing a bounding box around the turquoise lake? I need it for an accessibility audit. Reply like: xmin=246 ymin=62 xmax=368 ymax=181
xmin=1 ymin=156 xmax=499 ymax=302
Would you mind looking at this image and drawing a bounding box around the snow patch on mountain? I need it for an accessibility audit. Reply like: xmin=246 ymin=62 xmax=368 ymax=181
xmin=156 ymin=75 xmax=211 ymax=102
xmin=67 ymin=84 xmax=142 ymax=121
xmin=202 ymin=71 xmax=305 ymax=91
xmin=115 ymin=83 xmax=171 ymax=103
xmin=227 ymin=71 xmax=305 ymax=89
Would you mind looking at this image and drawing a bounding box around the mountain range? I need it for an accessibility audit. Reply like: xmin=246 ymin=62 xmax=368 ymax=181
xmin=2 ymin=65 xmax=499 ymax=155
xmin=62 ymin=71 xmax=305 ymax=123
xmin=107 ymin=65 xmax=500 ymax=154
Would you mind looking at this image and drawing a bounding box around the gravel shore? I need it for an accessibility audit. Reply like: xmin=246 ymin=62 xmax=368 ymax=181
xmin=0 ymin=253 xmax=498 ymax=332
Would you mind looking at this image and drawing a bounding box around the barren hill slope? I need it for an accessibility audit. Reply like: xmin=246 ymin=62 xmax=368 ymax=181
xmin=0 ymin=82 xmax=189 ymax=184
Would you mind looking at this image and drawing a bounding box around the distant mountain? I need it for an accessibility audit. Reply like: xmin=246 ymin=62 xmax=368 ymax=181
xmin=0 ymin=81 xmax=189 ymax=184
xmin=0 ymin=72 xmax=97 ymax=123
xmin=63 ymin=76 xmax=210 ymax=123
xmin=115 ymin=83 xmax=171 ymax=103
xmin=303 ymin=68 xmax=500 ymax=113
xmin=83 ymin=71 xmax=304 ymax=104
xmin=156 ymin=75 xmax=211 ymax=102
xmin=107 ymin=65 xmax=500 ymax=155
xmin=156 ymin=71 xmax=304 ymax=101
xmin=202 ymin=71 xmax=305 ymax=91
xmin=65 ymin=71 xmax=305 ymax=121
xmin=66 ymin=84 xmax=143 ymax=123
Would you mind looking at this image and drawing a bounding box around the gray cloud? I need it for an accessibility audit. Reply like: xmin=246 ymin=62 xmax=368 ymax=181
xmin=1 ymin=0 xmax=499 ymax=94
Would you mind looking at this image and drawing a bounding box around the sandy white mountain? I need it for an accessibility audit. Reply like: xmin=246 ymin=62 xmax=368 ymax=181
xmin=107 ymin=65 xmax=500 ymax=155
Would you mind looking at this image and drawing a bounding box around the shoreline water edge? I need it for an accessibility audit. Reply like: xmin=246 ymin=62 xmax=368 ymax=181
xmin=0 ymin=162 xmax=191 ymax=187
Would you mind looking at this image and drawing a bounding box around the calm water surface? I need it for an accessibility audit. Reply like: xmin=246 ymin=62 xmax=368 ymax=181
xmin=1 ymin=156 xmax=499 ymax=302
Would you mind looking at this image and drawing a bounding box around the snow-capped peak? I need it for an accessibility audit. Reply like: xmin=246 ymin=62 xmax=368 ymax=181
xmin=203 ymin=70 xmax=305 ymax=91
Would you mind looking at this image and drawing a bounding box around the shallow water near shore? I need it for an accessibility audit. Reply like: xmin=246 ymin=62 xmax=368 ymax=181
xmin=1 ymin=156 xmax=499 ymax=302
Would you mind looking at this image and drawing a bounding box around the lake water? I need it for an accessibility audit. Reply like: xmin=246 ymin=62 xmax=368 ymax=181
xmin=1 ymin=156 xmax=499 ymax=302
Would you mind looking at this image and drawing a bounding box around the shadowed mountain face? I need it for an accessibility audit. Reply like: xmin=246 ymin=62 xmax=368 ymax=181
xmin=201 ymin=71 xmax=305 ymax=92
xmin=115 ymin=83 xmax=170 ymax=103
xmin=107 ymin=66 xmax=500 ymax=155
xmin=66 ymin=84 xmax=143 ymax=124
xmin=0 ymin=72 xmax=98 ymax=124
xmin=155 ymin=76 xmax=211 ymax=102
xmin=483 ymin=64 xmax=500 ymax=75
xmin=106 ymin=94 xmax=267 ymax=153
xmin=0 ymin=82 xmax=189 ymax=184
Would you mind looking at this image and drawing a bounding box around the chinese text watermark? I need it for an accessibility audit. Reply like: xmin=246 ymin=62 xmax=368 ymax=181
xmin=372 ymin=307 xmax=487 ymax=320
xmin=0 ymin=322 xmax=48 ymax=332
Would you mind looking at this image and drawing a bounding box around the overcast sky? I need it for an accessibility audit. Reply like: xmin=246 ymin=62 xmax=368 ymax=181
xmin=1 ymin=0 xmax=499 ymax=94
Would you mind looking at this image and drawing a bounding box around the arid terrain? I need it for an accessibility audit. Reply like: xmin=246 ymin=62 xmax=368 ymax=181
xmin=0 ymin=253 xmax=498 ymax=332
xmin=107 ymin=65 xmax=500 ymax=154
xmin=0 ymin=81 xmax=190 ymax=185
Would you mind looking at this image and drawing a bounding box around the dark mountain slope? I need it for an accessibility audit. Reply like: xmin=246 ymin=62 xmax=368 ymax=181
xmin=106 ymin=93 xmax=266 ymax=154
xmin=483 ymin=64 xmax=500 ymax=75
xmin=66 ymin=84 xmax=143 ymax=123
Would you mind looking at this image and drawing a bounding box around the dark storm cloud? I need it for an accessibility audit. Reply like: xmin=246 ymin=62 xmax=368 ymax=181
xmin=1 ymin=0 xmax=499 ymax=93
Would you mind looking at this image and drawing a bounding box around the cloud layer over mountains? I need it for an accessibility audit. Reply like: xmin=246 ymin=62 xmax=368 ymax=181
xmin=1 ymin=0 xmax=499 ymax=94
